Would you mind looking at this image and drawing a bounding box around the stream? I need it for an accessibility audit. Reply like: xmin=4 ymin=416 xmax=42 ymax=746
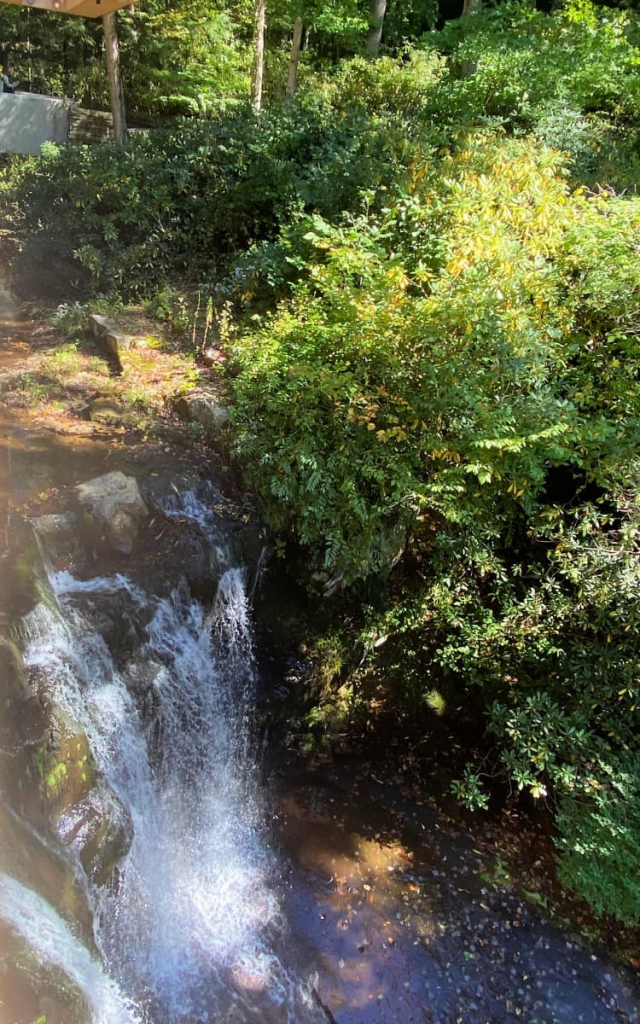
xmin=1 ymin=290 xmax=639 ymax=1024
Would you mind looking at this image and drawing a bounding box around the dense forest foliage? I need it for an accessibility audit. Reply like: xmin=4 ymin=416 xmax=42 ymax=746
xmin=1 ymin=0 xmax=640 ymax=926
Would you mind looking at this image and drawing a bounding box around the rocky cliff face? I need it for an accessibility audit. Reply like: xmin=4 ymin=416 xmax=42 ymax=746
xmin=0 ymin=467 xmax=267 ymax=1024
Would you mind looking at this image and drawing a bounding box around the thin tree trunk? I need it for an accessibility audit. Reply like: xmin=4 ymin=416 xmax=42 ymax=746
xmin=366 ymin=0 xmax=387 ymax=56
xmin=0 ymin=434 xmax=10 ymax=565
xmin=251 ymin=0 xmax=266 ymax=114
xmin=285 ymin=16 xmax=303 ymax=106
xmin=459 ymin=0 xmax=480 ymax=76
xmin=103 ymin=11 xmax=128 ymax=145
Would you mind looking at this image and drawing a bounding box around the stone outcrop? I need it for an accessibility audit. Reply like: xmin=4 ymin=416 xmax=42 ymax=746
xmin=58 ymin=784 xmax=133 ymax=888
xmin=75 ymin=471 xmax=149 ymax=555
xmin=0 ymin=917 xmax=91 ymax=1024
xmin=202 ymin=346 xmax=225 ymax=367
xmin=174 ymin=388 xmax=230 ymax=435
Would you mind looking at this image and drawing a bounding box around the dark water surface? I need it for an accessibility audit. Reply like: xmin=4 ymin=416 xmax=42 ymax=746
xmin=276 ymin=766 xmax=640 ymax=1023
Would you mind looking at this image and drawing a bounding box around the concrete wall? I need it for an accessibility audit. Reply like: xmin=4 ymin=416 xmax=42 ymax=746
xmin=0 ymin=93 xmax=70 ymax=155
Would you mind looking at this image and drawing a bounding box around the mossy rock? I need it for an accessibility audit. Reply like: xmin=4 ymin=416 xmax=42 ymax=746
xmin=39 ymin=727 xmax=96 ymax=817
xmin=0 ymin=802 xmax=95 ymax=948
xmin=37 ymin=724 xmax=133 ymax=885
xmin=0 ymin=638 xmax=46 ymax=745
xmin=1 ymin=646 xmax=131 ymax=892
xmin=0 ymin=920 xmax=91 ymax=1024
xmin=74 ymin=786 xmax=133 ymax=887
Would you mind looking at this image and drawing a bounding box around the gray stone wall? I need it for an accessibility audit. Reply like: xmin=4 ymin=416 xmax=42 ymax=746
xmin=0 ymin=93 xmax=70 ymax=155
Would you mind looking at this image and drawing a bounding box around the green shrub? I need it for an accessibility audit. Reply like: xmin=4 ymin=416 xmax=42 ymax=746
xmin=422 ymin=0 xmax=640 ymax=193
xmin=227 ymin=133 xmax=640 ymax=925
xmin=432 ymin=1 xmax=640 ymax=125
xmin=319 ymin=50 xmax=445 ymax=118
xmin=2 ymin=103 xmax=430 ymax=300
xmin=229 ymin=136 xmax=638 ymax=575
xmin=557 ymin=761 xmax=640 ymax=925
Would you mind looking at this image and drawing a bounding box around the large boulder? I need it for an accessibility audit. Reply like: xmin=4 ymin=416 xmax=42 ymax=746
xmin=31 ymin=512 xmax=87 ymax=576
xmin=56 ymin=783 xmax=133 ymax=888
xmin=0 ymin=920 xmax=91 ymax=1024
xmin=174 ymin=388 xmax=230 ymax=435
xmin=75 ymin=471 xmax=149 ymax=555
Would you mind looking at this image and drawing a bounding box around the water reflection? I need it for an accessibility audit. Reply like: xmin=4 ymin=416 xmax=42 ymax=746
xmin=276 ymin=767 xmax=640 ymax=1024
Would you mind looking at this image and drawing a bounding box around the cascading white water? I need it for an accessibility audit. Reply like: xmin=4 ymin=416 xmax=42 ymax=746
xmin=0 ymin=873 xmax=140 ymax=1024
xmin=98 ymin=572 xmax=285 ymax=1023
xmin=4 ymin=497 xmax=323 ymax=1024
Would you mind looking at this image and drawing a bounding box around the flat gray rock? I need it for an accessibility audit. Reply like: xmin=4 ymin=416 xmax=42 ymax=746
xmin=88 ymin=313 xmax=135 ymax=358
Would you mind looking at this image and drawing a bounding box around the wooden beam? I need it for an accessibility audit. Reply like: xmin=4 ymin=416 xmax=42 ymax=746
xmin=0 ymin=0 xmax=132 ymax=20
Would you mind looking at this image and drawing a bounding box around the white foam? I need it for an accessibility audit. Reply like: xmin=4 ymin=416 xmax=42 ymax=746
xmin=51 ymin=571 xmax=146 ymax=604
xmin=17 ymin=493 xmax=322 ymax=1023
xmin=0 ymin=873 xmax=140 ymax=1024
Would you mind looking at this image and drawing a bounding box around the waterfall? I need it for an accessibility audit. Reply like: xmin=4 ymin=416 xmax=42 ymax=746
xmin=0 ymin=873 xmax=140 ymax=1024
xmin=3 ymin=495 xmax=322 ymax=1024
